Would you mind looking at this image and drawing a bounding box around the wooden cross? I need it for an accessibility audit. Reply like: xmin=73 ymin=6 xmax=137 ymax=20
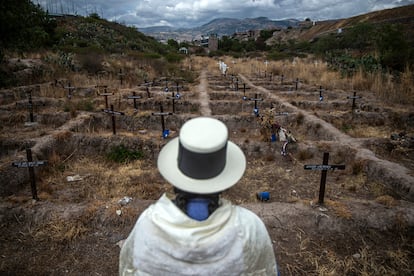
xmin=127 ymin=92 xmax=142 ymax=111
xmin=319 ymin=86 xmax=324 ymax=102
xmin=12 ymin=148 xmax=47 ymax=200
xmin=304 ymin=152 xmax=345 ymax=205
xmin=347 ymin=91 xmax=362 ymax=111
xmin=242 ymin=83 xmax=251 ymax=99
xmin=118 ymin=69 xmax=125 ymax=85
xmin=27 ymin=91 xmax=35 ymax=122
xmin=244 ymin=93 xmax=263 ymax=117
xmin=152 ymin=104 xmax=173 ymax=138
xmin=231 ymin=76 xmax=242 ymax=92
xmin=102 ymin=104 xmax=125 ymax=135
xmin=64 ymin=82 xmax=76 ymax=99
xmin=95 ymin=85 xmax=108 ymax=92
xmin=98 ymin=88 xmax=113 ymax=109
xmin=140 ymin=80 xmax=153 ymax=98
xmin=168 ymin=81 xmax=184 ymax=94
xmin=294 ymin=78 xmax=300 ymax=91
xmin=17 ymin=90 xmax=44 ymax=123
xmin=166 ymin=83 xmax=182 ymax=113
xmin=161 ymin=77 xmax=170 ymax=93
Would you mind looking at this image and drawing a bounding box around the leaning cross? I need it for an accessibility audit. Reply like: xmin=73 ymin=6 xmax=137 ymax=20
xmin=102 ymin=104 xmax=125 ymax=135
xmin=140 ymin=80 xmax=153 ymax=98
xmin=347 ymin=91 xmax=362 ymax=111
xmin=304 ymin=152 xmax=345 ymax=205
xmin=152 ymin=104 xmax=173 ymax=138
xmin=12 ymin=148 xmax=48 ymax=200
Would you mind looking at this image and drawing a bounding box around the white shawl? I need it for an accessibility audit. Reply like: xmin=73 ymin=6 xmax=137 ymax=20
xmin=119 ymin=193 xmax=278 ymax=275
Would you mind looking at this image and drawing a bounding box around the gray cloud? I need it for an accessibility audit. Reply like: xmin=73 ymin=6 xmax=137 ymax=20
xmin=32 ymin=0 xmax=414 ymax=28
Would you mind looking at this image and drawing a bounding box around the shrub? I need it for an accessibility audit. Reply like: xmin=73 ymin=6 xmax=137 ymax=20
xmin=106 ymin=145 xmax=143 ymax=163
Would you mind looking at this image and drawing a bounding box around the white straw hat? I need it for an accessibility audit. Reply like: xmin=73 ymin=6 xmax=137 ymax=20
xmin=157 ymin=117 xmax=246 ymax=194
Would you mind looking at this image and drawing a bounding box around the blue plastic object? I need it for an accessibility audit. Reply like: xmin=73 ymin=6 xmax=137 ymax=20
xmin=257 ymin=191 xmax=270 ymax=201
xmin=163 ymin=129 xmax=170 ymax=138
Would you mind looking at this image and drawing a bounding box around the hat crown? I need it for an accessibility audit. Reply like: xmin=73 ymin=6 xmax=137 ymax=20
xmin=180 ymin=117 xmax=228 ymax=153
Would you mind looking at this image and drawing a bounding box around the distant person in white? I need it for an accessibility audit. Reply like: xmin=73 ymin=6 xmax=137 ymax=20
xmin=119 ymin=117 xmax=279 ymax=275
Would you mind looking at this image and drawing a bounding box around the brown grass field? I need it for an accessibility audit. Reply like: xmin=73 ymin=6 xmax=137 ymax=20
xmin=0 ymin=54 xmax=413 ymax=275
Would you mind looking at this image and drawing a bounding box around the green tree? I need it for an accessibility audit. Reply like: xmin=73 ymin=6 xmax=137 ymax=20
xmin=342 ymin=23 xmax=375 ymax=51
xmin=167 ymin=39 xmax=179 ymax=50
xmin=0 ymin=0 xmax=56 ymax=50
xmin=375 ymin=24 xmax=409 ymax=71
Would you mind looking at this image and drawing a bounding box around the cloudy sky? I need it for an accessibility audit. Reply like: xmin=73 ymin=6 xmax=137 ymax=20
xmin=33 ymin=0 xmax=414 ymax=28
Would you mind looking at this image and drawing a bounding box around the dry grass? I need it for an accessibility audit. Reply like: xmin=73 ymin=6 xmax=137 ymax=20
xmin=41 ymin=155 xmax=167 ymax=203
xmin=325 ymin=199 xmax=352 ymax=219
xmin=197 ymin=55 xmax=414 ymax=106
xmin=375 ymin=195 xmax=398 ymax=207
xmin=282 ymin=237 xmax=413 ymax=276
xmin=34 ymin=218 xmax=89 ymax=242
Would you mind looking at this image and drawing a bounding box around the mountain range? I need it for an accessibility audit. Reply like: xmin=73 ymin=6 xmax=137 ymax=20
xmin=138 ymin=4 xmax=414 ymax=43
xmin=138 ymin=17 xmax=300 ymax=41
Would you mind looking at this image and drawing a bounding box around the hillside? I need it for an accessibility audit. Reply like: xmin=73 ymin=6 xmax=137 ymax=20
xmin=269 ymin=4 xmax=414 ymax=43
xmin=53 ymin=15 xmax=167 ymax=54
xmin=139 ymin=17 xmax=299 ymax=41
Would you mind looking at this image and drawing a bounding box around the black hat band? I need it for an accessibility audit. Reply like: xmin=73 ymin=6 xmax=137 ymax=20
xmin=178 ymin=141 xmax=227 ymax=179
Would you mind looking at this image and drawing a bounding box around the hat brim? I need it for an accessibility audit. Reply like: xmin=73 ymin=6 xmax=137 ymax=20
xmin=157 ymin=137 xmax=246 ymax=194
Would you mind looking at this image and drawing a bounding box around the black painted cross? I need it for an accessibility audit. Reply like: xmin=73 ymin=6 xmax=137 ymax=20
xmin=294 ymin=78 xmax=300 ymax=91
xmin=347 ymin=91 xmax=362 ymax=111
xmin=242 ymin=83 xmax=251 ymax=99
xmin=118 ymin=69 xmax=125 ymax=85
xmin=166 ymin=82 xmax=183 ymax=113
xmin=319 ymin=86 xmax=325 ymax=102
xmin=102 ymin=104 xmax=125 ymax=135
xmin=268 ymin=72 xmax=273 ymax=82
xmin=140 ymin=80 xmax=153 ymax=98
xmin=152 ymin=104 xmax=173 ymax=138
xmin=12 ymin=148 xmax=48 ymax=200
xmin=304 ymin=152 xmax=345 ymax=205
xmin=98 ymin=88 xmax=113 ymax=109
xmin=17 ymin=90 xmax=44 ymax=124
xmin=244 ymin=93 xmax=263 ymax=117
xmin=160 ymin=77 xmax=170 ymax=93
xmin=127 ymin=92 xmax=142 ymax=111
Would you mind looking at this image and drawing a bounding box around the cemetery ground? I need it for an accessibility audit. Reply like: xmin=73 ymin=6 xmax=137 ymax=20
xmin=0 ymin=56 xmax=413 ymax=275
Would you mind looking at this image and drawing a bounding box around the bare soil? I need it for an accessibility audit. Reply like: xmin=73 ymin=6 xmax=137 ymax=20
xmin=0 ymin=65 xmax=413 ymax=275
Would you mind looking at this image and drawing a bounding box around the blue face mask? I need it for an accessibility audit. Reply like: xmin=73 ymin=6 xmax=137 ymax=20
xmin=186 ymin=198 xmax=211 ymax=221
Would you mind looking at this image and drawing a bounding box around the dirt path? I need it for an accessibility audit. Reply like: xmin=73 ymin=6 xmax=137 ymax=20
xmin=239 ymin=74 xmax=414 ymax=201
xmin=197 ymin=69 xmax=212 ymax=116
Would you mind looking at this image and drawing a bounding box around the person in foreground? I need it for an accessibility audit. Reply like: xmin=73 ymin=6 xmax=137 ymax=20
xmin=119 ymin=117 xmax=279 ymax=275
